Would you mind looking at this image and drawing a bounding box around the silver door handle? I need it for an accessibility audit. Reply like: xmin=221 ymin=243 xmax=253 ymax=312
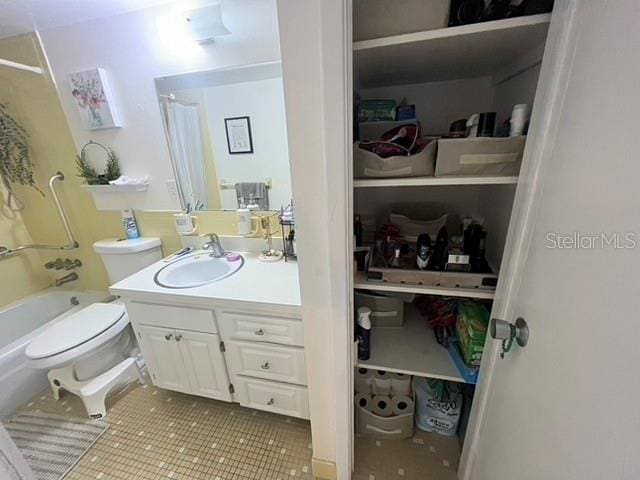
xmin=254 ymin=329 xmax=265 ymax=336
xmin=164 ymin=334 xmax=173 ymax=341
xmin=490 ymin=317 xmax=529 ymax=358
xmin=175 ymin=334 xmax=183 ymax=342
xmin=267 ymin=398 xmax=275 ymax=405
xmin=261 ymin=362 xmax=270 ymax=370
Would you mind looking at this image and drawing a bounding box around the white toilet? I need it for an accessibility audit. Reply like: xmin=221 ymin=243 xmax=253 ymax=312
xmin=26 ymin=237 xmax=162 ymax=419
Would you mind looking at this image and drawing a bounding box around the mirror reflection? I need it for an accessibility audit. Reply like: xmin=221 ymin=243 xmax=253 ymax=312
xmin=155 ymin=62 xmax=292 ymax=211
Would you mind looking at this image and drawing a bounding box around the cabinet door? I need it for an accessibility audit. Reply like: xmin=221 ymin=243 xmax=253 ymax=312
xmin=177 ymin=331 xmax=232 ymax=402
xmin=136 ymin=325 xmax=190 ymax=394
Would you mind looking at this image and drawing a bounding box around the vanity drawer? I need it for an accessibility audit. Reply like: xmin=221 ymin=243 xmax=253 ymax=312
xmin=226 ymin=341 xmax=307 ymax=385
xmin=219 ymin=311 xmax=303 ymax=346
xmin=234 ymin=377 xmax=309 ymax=419
xmin=126 ymin=301 xmax=217 ymax=334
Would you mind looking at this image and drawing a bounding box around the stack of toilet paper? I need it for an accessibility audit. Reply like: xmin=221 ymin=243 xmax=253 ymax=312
xmin=354 ymin=368 xmax=414 ymax=418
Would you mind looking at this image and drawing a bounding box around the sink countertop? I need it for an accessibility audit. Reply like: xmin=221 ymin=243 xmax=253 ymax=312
xmin=109 ymin=251 xmax=301 ymax=308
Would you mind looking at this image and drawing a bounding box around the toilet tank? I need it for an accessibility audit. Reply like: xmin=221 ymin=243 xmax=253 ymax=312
xmin=93 ymin=238 xmax=163 ymax=284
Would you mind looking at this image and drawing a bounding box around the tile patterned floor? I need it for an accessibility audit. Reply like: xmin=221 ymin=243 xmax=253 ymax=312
xmin=354 ymin=430 xmax=460 ymax=480
xmin=19 ymin=381 xmax=313 ymax=480
xmin=18 ymin=380 xmax=459 ymax=480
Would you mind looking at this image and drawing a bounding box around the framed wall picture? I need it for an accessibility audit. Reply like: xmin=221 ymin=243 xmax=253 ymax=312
xmin=224 ymin=116 xmax=253 ymax=154
xmin=68 ymin=68 xmax=121 ymax=130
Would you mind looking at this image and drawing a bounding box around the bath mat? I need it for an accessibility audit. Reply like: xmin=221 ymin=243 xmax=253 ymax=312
xmin=3 ymin=411 xmax=108 ymax=480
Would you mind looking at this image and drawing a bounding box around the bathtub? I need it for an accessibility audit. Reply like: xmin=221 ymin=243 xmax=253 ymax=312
xmin=0 ymin=289 xmax=111 ymax=418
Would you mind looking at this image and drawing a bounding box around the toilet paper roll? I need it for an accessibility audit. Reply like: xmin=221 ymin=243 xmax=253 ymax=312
xmin=372 ymin=371 xmax=391 ymax=395
xmin=355 ymin=368 xmax=374 ymax=394
xmin=390 ymin=373 xmax=411 ymax=396
xmin=354 ymin=393 xmax=373 ymax=412
xmin=391 ymin=395 xmax=415 ymax=416
xmin=372 ymin=395 xmax=393 ymax=417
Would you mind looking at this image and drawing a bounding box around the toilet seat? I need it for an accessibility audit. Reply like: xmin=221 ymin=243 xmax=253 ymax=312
xmin=26 ymin=303 xmax=130 ymax=370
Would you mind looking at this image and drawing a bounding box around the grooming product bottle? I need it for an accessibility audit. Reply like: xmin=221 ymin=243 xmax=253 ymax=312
xmin=354 ymin=214 xmax=363 ymax=247
xmin=121 ymin=208 xmax=140 ymax=239
xmin=416 ymin=233 xmax=433 ymax=270
xmin=477 ymin=112 xmax=497 ymax=137
xmin=357 ymin=307 xmax=372 ymax=361
xmin=236 ymin=198 xmax=252 ymax=236
xmin=509 ymin=104 xmax=529 ymax=136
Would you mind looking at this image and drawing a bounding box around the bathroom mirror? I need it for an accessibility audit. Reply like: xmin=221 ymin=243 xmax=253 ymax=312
xmin=155 ymin=62 xmax=292 ymax=211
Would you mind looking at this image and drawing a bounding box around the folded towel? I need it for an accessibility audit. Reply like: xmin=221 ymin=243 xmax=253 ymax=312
xmin=236 ymin=182 xmax=269 ymax=210
xmin=109 ymin=175 xmax=149 ymax=186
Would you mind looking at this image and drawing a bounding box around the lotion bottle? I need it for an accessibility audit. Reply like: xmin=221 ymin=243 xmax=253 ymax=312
xmin=357 ymin=307 xmax=372 ymax=361
xmin=236 ymin=198 xmax=252 ymax=236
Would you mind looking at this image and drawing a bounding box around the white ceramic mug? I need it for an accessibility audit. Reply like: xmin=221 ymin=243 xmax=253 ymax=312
xmin=174 ymin=213 xmax=198 ymax=235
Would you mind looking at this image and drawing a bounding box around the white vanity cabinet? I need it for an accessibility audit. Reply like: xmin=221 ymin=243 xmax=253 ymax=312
xmin=219 ymin=310 xmax=309 ymax=419
xmin=124 ymin=299 xmax=309 ymax=419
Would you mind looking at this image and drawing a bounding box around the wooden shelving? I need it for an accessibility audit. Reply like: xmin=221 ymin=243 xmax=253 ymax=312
xmin=353 ymin=175 xmax=518 ymax=188
xmin=354 ymin=271 xmax=495 ymax=300
xmin=357 ymin=304 xmax=466 ymax=383
xmin=354 ymin=14 xmax=551 ymax=87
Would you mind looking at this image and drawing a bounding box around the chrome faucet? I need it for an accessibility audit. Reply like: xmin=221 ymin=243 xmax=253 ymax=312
xmin=54 ymin=272 xmax=78 ymax=287
xmin=202 ymin=233 xmax=225 ymax=258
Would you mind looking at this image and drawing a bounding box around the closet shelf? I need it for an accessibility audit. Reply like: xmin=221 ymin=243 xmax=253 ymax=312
xmin=353 ymin=175 xmax=518 ymax=188
xmin=354 ymin=14 xmax=551 ymax=87
xmin=354 ymin=272 xmax=495 ymax=300
xmin=357 ymin=304 xmax=466 ymax=383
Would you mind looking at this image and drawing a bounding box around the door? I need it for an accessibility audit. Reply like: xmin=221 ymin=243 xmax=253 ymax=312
xmin=177 ymin=330 xmax=233 ymax=402
xmin=464 ymin=1 xmax=640 ymax=479
xmin=136 ymin=324 xmax=191 ymax=394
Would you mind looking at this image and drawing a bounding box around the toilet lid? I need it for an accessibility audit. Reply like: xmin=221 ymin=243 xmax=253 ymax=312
xmin=26 ymin=303 xmax=126 ymax=359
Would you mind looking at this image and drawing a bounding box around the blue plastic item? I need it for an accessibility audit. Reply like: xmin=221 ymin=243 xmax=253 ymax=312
xmin=447 ymin=340 xmax=479 ymax=384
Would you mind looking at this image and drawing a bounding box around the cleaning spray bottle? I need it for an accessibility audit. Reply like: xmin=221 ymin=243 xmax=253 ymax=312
xmin=357 ymin=307 xmax=372 ymax=361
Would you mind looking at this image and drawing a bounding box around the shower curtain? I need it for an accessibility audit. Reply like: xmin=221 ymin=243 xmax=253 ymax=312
xmin=0 ymin=424 xmax=35 ymax=480
xmin=164 ymin=101 xmax=209 ymax=210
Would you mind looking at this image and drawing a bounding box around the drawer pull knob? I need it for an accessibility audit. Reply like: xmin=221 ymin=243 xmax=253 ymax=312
xmin=164 ymin=334 xmax=173 ymax=341
xmin=267 ymin=398 xmax=275 ymax=405
xmin=175 ymin=334 xmax=183 ymax=342
xmin=255 ymin=329 xmax=265 ymax=336
xmin=261 ymin=362 xmax=270 ymax=370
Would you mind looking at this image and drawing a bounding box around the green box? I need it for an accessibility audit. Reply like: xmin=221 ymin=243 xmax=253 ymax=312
xmin=456 ymin=301 xmax=490 ymax=366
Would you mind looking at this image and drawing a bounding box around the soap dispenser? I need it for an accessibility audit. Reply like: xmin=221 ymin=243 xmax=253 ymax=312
xmin=236 ymin=197 xmax=252 ymax=236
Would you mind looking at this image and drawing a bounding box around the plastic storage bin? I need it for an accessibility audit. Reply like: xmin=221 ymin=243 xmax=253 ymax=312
xmin=354 ymin=291 xmax=405 ymax=327
xmin=354 ymin=141 xmax=436 ymax=178
xmin=353 ymin=0 xmax=450 ymax=41
xmin=435 ymin=136 xmax=526 ymax=176
xmin=355 ymin=393 xmax=414 ymax=439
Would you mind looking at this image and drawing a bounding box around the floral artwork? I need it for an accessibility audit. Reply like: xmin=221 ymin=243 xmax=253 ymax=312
xmin=68 ymin=68 xmax=120 ymax=130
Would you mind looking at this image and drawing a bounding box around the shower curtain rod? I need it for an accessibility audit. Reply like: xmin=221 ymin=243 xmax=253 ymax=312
xmin=0 ymin=58 xmax=43 ymax=76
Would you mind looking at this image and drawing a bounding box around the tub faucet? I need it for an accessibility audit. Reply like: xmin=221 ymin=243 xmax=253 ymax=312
xmin=55 ymin=272 xmax=78 ymax=287
xmin=202 ymin=233 xmax=225 ymax=258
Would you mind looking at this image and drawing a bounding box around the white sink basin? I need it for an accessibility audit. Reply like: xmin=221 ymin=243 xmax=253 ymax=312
xmin=154 ymin=251 xmax=244 ymax=289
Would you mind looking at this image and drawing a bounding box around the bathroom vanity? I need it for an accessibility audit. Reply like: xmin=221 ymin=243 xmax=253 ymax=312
xmin=109 ymin=250 xmax=307 ymax=419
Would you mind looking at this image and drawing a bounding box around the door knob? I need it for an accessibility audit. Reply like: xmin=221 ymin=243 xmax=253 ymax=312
xmin=254 ymin=329 xmax=265 ymax=336
xmin=490 ymin=317 xmax=529 ymax=358
xmin=261 ymin=362 xmax=270 ymax=370
xmin=267 ymin=398 xmax=275 ymax=405
xmin=165 ymin=334 xmax=173 ymax=341
xmin=175 ymin=334 xmax=183 ymax=342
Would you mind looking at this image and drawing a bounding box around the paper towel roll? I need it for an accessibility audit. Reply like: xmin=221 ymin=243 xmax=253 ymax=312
xmin=372 ymin=370 xmax=391 ymax=395
xmin=355 ymin=368 xmax=374 ymax=394
xmin=372 ymin=395 xmax=393 ymax=417
xmin=390 ymin=373 xmax=411 ymax=396
xmin=391 ymin=395 xmax=414 ymax=416
xmin=354 ymin=393 xmax=373 ymax=411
